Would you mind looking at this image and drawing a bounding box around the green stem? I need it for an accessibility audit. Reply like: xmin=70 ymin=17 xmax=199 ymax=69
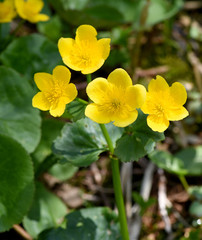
xmin=99 ymin=124 xmax=130 ymax=240
xmin=179 ymin=175 xmax=189 ymax=191
xmin=76 ymin=97 xmax=88 ymax=105
xmin=86 ymin=74 xmax=92 ymax=84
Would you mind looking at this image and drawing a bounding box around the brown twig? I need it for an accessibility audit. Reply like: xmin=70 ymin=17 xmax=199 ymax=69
xmin=13 ymin=224 xmax=32 ymax=240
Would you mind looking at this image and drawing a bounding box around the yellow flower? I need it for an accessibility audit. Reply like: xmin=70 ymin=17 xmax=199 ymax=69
xmin=141 ymin=75 xmax=189 ymax=132
xmin=32 ymin=65 xmax=78 ymax=117
xmin=15 ymin=0 xmax=49 ymax=23
xmin=85 ymin=68 xmax=146 ymax=127
xmin=58 ymin=25 xmax=111 ymax=74
xmin=0 ymin=0 xmax=17 ymax=23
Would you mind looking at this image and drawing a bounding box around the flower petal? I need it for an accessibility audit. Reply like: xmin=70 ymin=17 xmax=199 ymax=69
xmin=97 ymin=38 xmax=111 ymax=60
xmin=170 ymin=82 xmax=187 ymax=105
xmin=63 ymin=83 xmax=78 ymax=103
xmin=49 ymin=100 xmax=66 ymax=117
xmin=28 ymin=0 xmax=44 ymax=12
xmin=34 ymin=72 xmax=53 ymax=91
xmin=75 ymin=25 xmax=97 ymax=42
xmin=147 ymin=114 xmax=169 ymax=132
xmin=126 ymin=84 xmax=146 ymax=109
xmin=58 ymin=37 xmax=75 ymax=58
xmin=53 ymin=65 xmax=71 ymax=86
xmin=81 ymin=59 xmax=104 ymax=75
xmin=148 ymin=75 xmax=169 ymax=93
xmin=29 ymin=13 xmax=49 ymax=23
xmin=167 ymin=106 xmax=189 ymax=121
xmin=32 ymin=92 xmax=50 ymax=111
xmin=85 ymin=103 xmax=111 ymax=124
xmin=108 ymin=68 xmax=132 ymax=88
xmin=141 ymin=94 xmax=156 ymax=114
xmin=86 ymin=77 xmax=109 ymax=103
xmin=113 ymin=110 xmax=138 ymax=127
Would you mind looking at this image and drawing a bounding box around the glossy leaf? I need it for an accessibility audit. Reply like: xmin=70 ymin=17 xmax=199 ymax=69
xmin=0 ymin=66 xmax=41 ymax=153
xmin=66 ymin=100 xmax=87 ymax=121
xmin=53 ymin=118 xmax=123 ymax=167
xmin=0 ymin=134 xmax=34 ymax=232
xmin=49 ymin=162 xmax=78 ymax=181
xmin=38 ymin=207 xmax=121 ymax=240
xmin=23 ymin=182 xmax=67 ymax=238
xmin=0 ymin=34 xmax=62 ymax=80
xmin=32 ymin=118 xmax=64 ymax=171
xmin=149 ymin=146 xmax=202 ymax=176
xmin=114 ymin=110 xmax=164 ymax=162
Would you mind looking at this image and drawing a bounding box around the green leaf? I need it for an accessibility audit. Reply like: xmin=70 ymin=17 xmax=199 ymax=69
xmin=189 ymin=201 xmax=202 ymax=218
xmin=38 ymin=207 xmax=121 ymax=240
xmin=32 ymin=118 xmax=64 ymax=170
xmin=49 ymin=162 xmax=78 ymax=181
xmin=0 ymin=134 xmax=34 ymax=232
xmin=37 ymin=15 xmax=62 ymax=41
xmin=66 ymin=100 xmax=87 ymax=121
xmin=53 ymin=118 xmax=123 ymax=167
xmin=114 ymin=110 xmax=164 ymax=162
xmin=23 ymin=182 xmax=67 ymax=238
xmin=149 ymin=146 xmax=202 ymax=176
xmin=188 ymin=186 xmax=202 ymax=201
xmin=0 ymin=66 xmax=41 ymax=153
xmin=0 ymin=34 xmax=62 ymax=80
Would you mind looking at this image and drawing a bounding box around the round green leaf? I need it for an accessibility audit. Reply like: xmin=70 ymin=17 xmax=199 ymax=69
xmin=0 ymin=66 xmax=41 ymax=153
xmin=49 ymin=162 xmax=78 ymax=181
xmin=114 ymin=110 xmax=164 ymax=162
xmin=23 ymin=182 xmax=67 ymax=238
xmin=32 ymin=118 xmax=64 ymax=170
xmin=149 ymin=146 xmax=202 ymax=176
xmin=38 ymin=207 xmax=121 ymax=240
xmin=0 ymin=33 xmax=62 ymax=80
xmin=53 ymin=118 xmax=123 ymax=167
xmin=188 ymin=186 xmax=202 ymax=201
xmin=0 ymin=134 xmax=34 ymax=232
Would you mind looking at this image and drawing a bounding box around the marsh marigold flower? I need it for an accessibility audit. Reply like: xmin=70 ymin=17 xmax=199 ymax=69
xmin=32 ymin=65 xmax=77 ymax=117
xmin=58 ymin=25 xmax=111 ymax=74
xmin=85 ymin=68 xmax=146 ymax=127
xmin=15 ymin=0 xmax=49 ymax=23
xmin=141 ymin=75 xmax=189 ymax=132
xmin=0 ymin=0 xmax=17 ymax=23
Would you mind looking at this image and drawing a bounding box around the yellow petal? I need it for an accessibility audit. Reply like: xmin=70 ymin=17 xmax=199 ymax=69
xmin=49 ymin=100 xmax=66 ymax=117
xmin=147 ymin=114 xmax=169 ymax=132
xmin=113 ymin=110 xmax=138 ymax=127
xmin=53 ymin=65 xmax=71 ymax=86
xmin=166 ymin=106 xmax=189 ymax=121
xmin=81 ymin=59 xmax=104 ymax=75
xmin=62 ymin=57 xmax=83 ymax=72
xmin=97 ymin=38 xmax=111 ymax=60
xmin=32 ymin=92 xmax=50 ymax=110
xmin=86 ymin=78 xmax=109 ymax=103
xmin=148 ymin=75 xmax=169 ymax=93
xmin=29 ymin=13 xmax=49 ymax=23
xmin=108 ymin=68 xmax=132 ymax=88
xmin=126 ymin=84 xmax=146 ymax=109
xmin=63 ymin=83 xmax=78 ymax=103
xmin=58 ymin=38 xmax=75 ymax=58
xmin=0 ymin=0 xmax=17 ymax=23
xmin=28 ymin=0 xmax=44 ymax=12
xmin=141 ymin=94 xmax=156 ymax=114
xmin=75 ymin=25 xmax=97 ymax=42
xmin=15 ymin=0 xmax=26 ymax=18
xmin=34 ymin=72 xmax=53 ymax=91
xmin=170 ymin=82 xmax=187 ymax=105
xmin=85 ymin=103 xmax=111 ymax=124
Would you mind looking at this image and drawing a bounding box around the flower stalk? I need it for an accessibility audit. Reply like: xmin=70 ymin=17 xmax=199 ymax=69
xmin=99 ymin=124 xmax=130 ymax=240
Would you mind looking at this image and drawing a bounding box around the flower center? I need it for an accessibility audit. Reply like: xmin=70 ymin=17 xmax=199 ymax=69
xmin=154 ymin=104 xmax=164 ymax=116
xmin=45 ymin=85 xmax=63 ymax=104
